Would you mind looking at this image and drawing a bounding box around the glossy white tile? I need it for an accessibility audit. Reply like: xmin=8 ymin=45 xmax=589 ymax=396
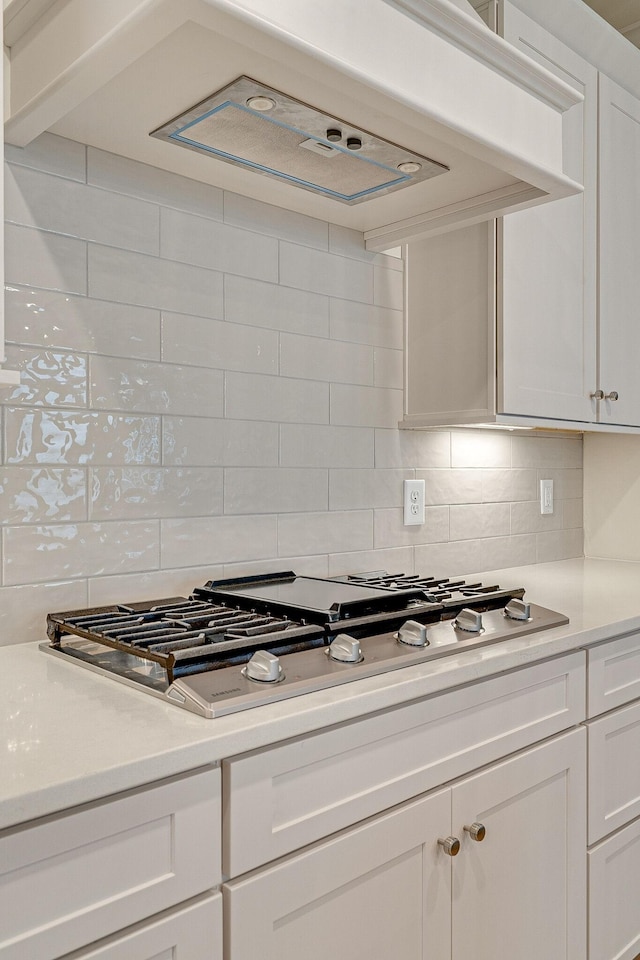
xmin=0 ymin=467 xmax=86 ymax=523
xmin=6 ymin=164 xmax=160 ymax=254
xmin=163 ymin=417 xmax=278 ymax=467
xmin=4 ymin=347 xmax=87 ymax=407
xmin=5 ymin=286 xmax=160 ymax=360
xmin=224 ymin=555 xmax=330 ymax=578
xmin=90 ymin=467 xmax=223 ymax=520
xmin=329 ymin=468 xmax=411 ymax=510
xmin=280 ymin=333 xmax=373 ymax=384
xmin=415 ymin=535 xmax=537 ymax=576
xmin=88 ymin=147 xmax=223 ymax=218
xmin=161 ymin=208 xmax=278 ymax=281
xmin=6 ymin=224 xmax=87 ymax=294
xmin=224 ymin=275 xmax=329 ymax=336
xmin=373 ymin=506 xmax=449 ymax=548
xmin=535 ymin=468 xmax=583 ymax=500
xmin=90 ymin=356 xmax=223 ymax=416
xmin=280 ymin=242 xmax=373 ymax=302
xmin=87 ymin=565 xmax=225 ymax=607
xmin=510 ymin=500 xmax=563 ymax=535
xmin=373 ymin=265 xmax=404 ymax=310
xmin=327 ymin=546 xmax=415 ymax=577
xmin=5 ymin=133 xmax=86 ymax=182
xmin=562 ymin=498 xmax=583 ymax=529
xmin=0 ymin=579 xmax=88 ymax=645
xmin=224 ymin=192 xmax=328 ymax=249
xmin=280 ymin=424 xmax=374 ymax=469
xmin=451 ymin=430 xmax=511 ymax=469
xmin=329 ymin=299 xmax=403 ymax=349
xmin=449 ymin=502 xmax=511 ymax=541
xmin=88 ymin=245 xmax=224 ymax=318
xmin=162 ymin=312 xmax=278 ymax=373
xmin=278 ymin=510 xmax=372 ymax=557
xmin=330 ymin=384 xmax=403 ymax=428
xmin=225 ymin=372 xmax=329 ymax=423
xmin=160 ymin=515 xmax=278 ymax=567
xmin=481 ymin=469 xmax=537 ymax=503
xmin=3 ymin=521 xmax=159 ymax=586
xmin=375 ymin=429 xmax=450 ymax=469
xmin=373 ymin=347 xmax=403 ymax=389
xmin=224 ymin=468 xmax=328 ymax=514
xmin=512 ymin=435 xmax=583 ymax=469
xmin=536 ymin=528 xmax=583 ymax=563
xmin=417 ymin=469 xmax=483 ymax=505
xmin=5 ymin=409 xmax=161 ymax=465
xmin=327 ymin=225 xmax=402 ymax=269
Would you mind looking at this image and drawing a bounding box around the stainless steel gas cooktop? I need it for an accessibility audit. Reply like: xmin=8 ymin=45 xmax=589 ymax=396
xmin=43 ymin=570 xmax=568 ymax=718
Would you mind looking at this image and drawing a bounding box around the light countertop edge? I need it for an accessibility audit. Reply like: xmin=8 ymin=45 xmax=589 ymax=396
xmin=2 ymin=557 xmax=640 ymax=832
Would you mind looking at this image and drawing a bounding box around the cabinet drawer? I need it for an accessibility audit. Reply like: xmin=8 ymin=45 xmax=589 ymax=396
xmin=224 ymin=652 xmax=585 ymax=876
xmin=589 ymin=817 xmax=640 ymax=960
xmin=587 ymin=632 xmax=640 ymax=718
xmin=588 ymin=699 xmax=640 ymax=843
xmin=0 ymin=766 xmax=220 ymax=960
xmin=73 ymin=893 xmax=221 ymax=960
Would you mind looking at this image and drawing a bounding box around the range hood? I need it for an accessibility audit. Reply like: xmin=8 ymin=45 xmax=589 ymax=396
xmin=3 ymin=0 xmax=583 ymax=249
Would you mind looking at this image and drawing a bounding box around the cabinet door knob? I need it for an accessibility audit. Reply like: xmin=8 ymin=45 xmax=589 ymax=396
xmin=590 ymin=390 xmax=604 ymax=400
xmin=605 ymin=391 xmax=619 ymax=401
xmin=464 ymin=822 xmax=486 ymax=842
xmin=438 ymin=836 xmax=460 ymax=857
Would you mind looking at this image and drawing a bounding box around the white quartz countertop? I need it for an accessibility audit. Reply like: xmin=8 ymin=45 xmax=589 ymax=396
xmin=3 ymin=557 xmax=640 ymax=832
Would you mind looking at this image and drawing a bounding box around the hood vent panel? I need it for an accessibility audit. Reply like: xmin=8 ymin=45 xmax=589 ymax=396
xmin=151 ymin=76 xmax=448 ymax=204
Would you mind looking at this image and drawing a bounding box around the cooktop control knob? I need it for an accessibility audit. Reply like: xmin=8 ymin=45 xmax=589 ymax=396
xmin=328 ymin=634 xmax=363 ymax=663
xmin=396 ymin=620 xmax=429 ymax=647
xmin=504 ymin=598 xmax=532 ymax=621
xmin=243 ymin=650 xmax=284 ymax=683
xmin=454 ymin=608 xmax=484 ymax=633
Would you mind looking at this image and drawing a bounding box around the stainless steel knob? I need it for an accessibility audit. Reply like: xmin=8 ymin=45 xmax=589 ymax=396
xmin=328 ymin=634 xmax=363 ymax=663
xmin=438 ymin=836 xmax=460 ymax=857
xmin=464 ymin=822 xmax=486 ymax=842
xmin=590 ymin=390 xmax=604 ymax=400
xmin=243 ymin=650 xmax=283 ymax=683
xmin=605 ymin=391 xmax=619 ymax=401
xmin=396 ymin=619 xmax=429 ymax=647
xmin=454 ymin=608 xmax=483 ymax=633
xmin=504 ymin=598 xmax=531 ymax=622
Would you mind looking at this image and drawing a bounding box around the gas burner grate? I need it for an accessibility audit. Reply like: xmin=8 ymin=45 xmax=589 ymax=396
xmin=333 ymin=571 xmax=524 ymax=611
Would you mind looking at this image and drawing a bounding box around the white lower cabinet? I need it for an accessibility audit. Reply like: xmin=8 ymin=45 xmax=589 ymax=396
xmin=589 ymin=819 xmax=640 ymax=960
xmin=224 ymin=728 xmax=586 ymax=960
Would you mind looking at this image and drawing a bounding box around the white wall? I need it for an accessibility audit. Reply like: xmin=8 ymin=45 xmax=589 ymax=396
xmin=584 ymin=432 xmax=640 ymax=559
xmin=0 ymin=134 xmax=583 ymax=644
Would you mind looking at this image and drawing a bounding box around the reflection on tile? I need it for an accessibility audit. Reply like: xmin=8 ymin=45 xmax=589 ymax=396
xmin=4 ymin=347 xmax=87 ymax=407
xmin=0 ymin=468 xmax=86 ymax=522
xmin=5 ymin=409 xmax=161 ymax=465
xmin=278 ymin=510 xmax=372 ymax=557
xmin=225 ymin=275 xmax=329 ymax=336
xmin=6 ymin=223 xmax=87 ymax=294
xmin=5 ymin=286 xmax=160 ymax=359
xmin=162 ymin=417 xmax=278 ymax=466
xmin=90 ymin=467 xmax=223 ymax=520
xmin=90 ymin=356 xmax=223 ymax=416
xmin=280 ymin=424 xmax=374 ymax=469
xmin=0 ymin=580 xmax=88 ymax=645
xmin=162 ymin=312 xmax=278 ymax=373
xmin=375 ymin=429 xmax=450 ymax=469
xmin=451 ymin=430 xmax=511 ymax=469
xmin=3 ymin=521 xmax=159 ymax=585
xmin=161 ymin=515 xmax=278 ymax=567
xmin=224 ymin=468 xmax=328 ymax=514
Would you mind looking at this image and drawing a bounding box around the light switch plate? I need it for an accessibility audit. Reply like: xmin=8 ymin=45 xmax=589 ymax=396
xmin=404 ymin=479 xmax=425 ymax=525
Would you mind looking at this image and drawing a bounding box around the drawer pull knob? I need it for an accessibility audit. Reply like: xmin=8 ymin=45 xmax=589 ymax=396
xmin=438 ymin=836 xmax=460 ymax=857
xmin=590 ymin=390 xmax=604 ymax=400
xmin=605 ymin=391 xmax=619 ymax=401
xmin=464 ymin=822 xmax=486 ymax=842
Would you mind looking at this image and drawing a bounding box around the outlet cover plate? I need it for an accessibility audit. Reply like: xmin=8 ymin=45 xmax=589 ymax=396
xmin=404 ymin=479 xmax=425 ymax=525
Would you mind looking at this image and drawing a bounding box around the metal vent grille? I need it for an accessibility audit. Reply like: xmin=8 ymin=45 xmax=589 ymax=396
xmin=151 ymin=76 xmax=448 ymax=204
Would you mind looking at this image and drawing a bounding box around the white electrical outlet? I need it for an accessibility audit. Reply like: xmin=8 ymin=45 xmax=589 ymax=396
xmin=540 ymin=479 xmax=554 ymax=515
xmin=403 ymin=479 xmax=425 ymax=525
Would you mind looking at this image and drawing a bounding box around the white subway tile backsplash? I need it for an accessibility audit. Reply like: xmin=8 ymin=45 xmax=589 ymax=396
xmin=5 ymin=286 xmax=161 ymax=360
xmin=415 ymin=534 xmax=537 ymax=576
xmin=280 ymin=424 xmax=374 ymax=469
xmin=449 ymin=502 xmax=511 ymax=541
xmin=225 ymin=276 xmax=329 ymax=336
xmin=480 ymin=469 xmax=537 ymax=503
xmin=163 ymin=417 xmax=278 ymax=466
xmin=278 ymin=510 xmax=372 ymax=557
xmin=512 ymin=435 xmax=583 ymax=469
xmin=6 ymin=165 xmax=160 ymax=254
xmin=226 ymin=372 xmax=329 ymax=424
xmin=280 ymin=333 xmax=373 ymax=385
xmin=4 ymin=347 xmax=87 ymax=408
xmin=329 ymin=468 xmax=411 ymax=510
xmin=224 ymin=555 xmax=330 ymax=578
xmin=161 ymin=208 xmax=278 ymax=281
xmin=87 ymin=565 xmax=224 ymax=607
xmin=327 ymin=546 xmax=415 ymax=577
xmin=510 ymin=500 xmax=563 ymax=535
xmin=562 ymin=498 xmax=583 ymax=529
xmin=90 ymin=356 xmax=224 ymax=417
xmin=6 ymin=224 xmax=87 ymax=294
xmin=375 ymin=429 xmax=450 ymax=469
xmin=327 ymin=224 xmax=402 ymax=270
xmin=536 ymin=528 xmax=583 ymax=563
xmin=224 ymin=193 xmax=328 ymax=249
xmin=162 ymin=312 xmax=278 ymax=374
xmin=90 ymin=467 xmax=223 ymax=520
xmin=0 ymin=467 xmax=86 ymax=523
xmin=280 ymin=241 xmax=373 ymax=302
xmin=5 ymin=134 xmax=86 ymax=182
xmin=5 ymin=409 xmax=161 ymax=465
xmin=3 ymin=521 xmax=159 ymax=585
xmin=160 ymin=515 xmax=278 ymax=567
xmin=224 ymin=468 xmax=328 ymax=514
xmin=373 ymin=264 xmax=404 ymax=309
xmin=535 ymin=468 xmax=583 ymax=500
xmin=373 ymin=348 xmax=403 ymax=389
xmin=88 ymin=245 xmax=224 ymax=317
xmin=0 ymin=579 xmax=88 ymax=645
xmin=331 ymin=384 xmax=403 ymax=428
xmin=88 ymin=147 xmax=223 ymax=218
xmin=374 ymin=506 xmax=449 ymax=548
xmin=417 ymin=468 xmax=483 ymax=505
xmin=451 ymin=430 xmax=511 ymax=469
xmin=330 ymin=299 xmax=403 ymax=349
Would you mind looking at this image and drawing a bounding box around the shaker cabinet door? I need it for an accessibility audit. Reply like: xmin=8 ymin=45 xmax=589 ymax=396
xmin=224 ymin=788 xmax=452 ymax=960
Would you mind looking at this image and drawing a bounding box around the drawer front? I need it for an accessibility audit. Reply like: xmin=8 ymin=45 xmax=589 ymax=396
xmin=0 ymin=766 xmax=220 ymax=960
xmin=587 ymin=632 xmax=640 ymax=718
xmin=74 ymin=893 xmax=222 ymax=960
xmin=224 ymin=652 xmax=585 ymax=877
xmin=589 ymin=818 xmax=640 ymax=960
xmin=588 ymin=699 xmax=640 ymax=843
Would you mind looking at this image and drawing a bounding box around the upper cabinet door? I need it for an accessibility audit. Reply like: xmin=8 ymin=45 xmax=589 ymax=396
xmin=498 ymin=2 xmax=598 ymax=423
xmin=598 ymin=75 xmax=640 ymax=427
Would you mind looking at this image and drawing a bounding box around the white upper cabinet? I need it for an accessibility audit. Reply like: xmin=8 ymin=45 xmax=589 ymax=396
xmin=2 ymin=0 xmax=582 ymax=248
